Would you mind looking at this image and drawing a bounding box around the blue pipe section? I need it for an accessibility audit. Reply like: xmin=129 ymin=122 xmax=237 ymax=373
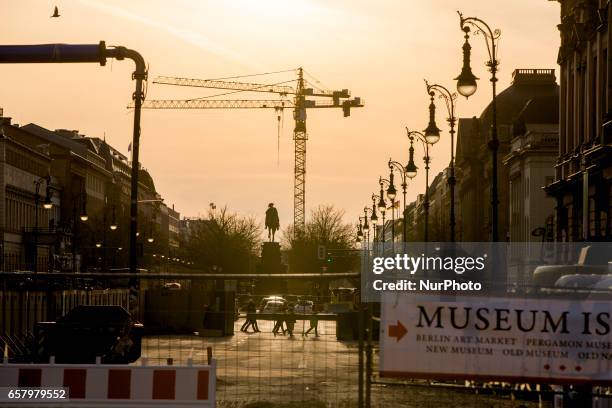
xmin=0 ymin=42 xmax=107 ymax=65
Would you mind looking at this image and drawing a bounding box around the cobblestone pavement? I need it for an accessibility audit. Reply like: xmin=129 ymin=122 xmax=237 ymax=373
xmin=141 ymin=319 xmax=552 ymax=408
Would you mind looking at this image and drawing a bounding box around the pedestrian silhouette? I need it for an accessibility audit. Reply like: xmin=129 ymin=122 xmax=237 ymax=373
xmin=285 ymin=305 xmax=296 ymax=337
xmin=272 ymin=303 xmax=287 ymax=336
xmin=51 ymin=6 xmax=60 ymax=18
xmin=240 ymin=300 xmax=260 ymax=333
xmin=304 ymin=304 xmax=320 ymax=337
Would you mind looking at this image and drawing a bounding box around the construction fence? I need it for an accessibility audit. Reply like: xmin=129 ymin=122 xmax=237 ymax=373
xmin=0 ymin=273 xmax=611 ymax=407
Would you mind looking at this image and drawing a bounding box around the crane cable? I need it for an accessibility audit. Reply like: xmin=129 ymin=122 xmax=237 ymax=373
xmin=186 ymin=79 xmax=297 ymax=102
xmin=303 ymin=69 xmax=330 ymax=93
xmin=275 ymin=107 xmax=284 ymax=167
xmin=200 ymin=68 xmax=298 ymax=81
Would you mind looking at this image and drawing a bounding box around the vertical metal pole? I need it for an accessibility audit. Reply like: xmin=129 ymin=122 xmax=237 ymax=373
xmin=449 ymin=119 xmax=456 ymax=242
xmin=358 ymin=303 xmax=364 ymax=408
xmin=34 ymin=185 xmax=39 ymax=273
xmin=121 ymin=48 xmax=147 ymax=318
xmin=424 ymin=145 xmax=430 ymax=242
xmin=365 ymin=303 xmax=373 ymax=408
xmin=102 ymin=211 xmax=107 ymax=271
xmin=402 ymin=188 xmax=407 ymax=243
xmin=391 ymin=200 xmax=395 ymax=251
xmin=582 ymin=170 xmax=589 ymax=239
xmin=490 ymin=43 xmax=499 ymax=242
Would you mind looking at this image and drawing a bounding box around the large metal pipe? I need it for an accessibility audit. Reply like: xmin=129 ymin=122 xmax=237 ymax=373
xmin=0 ymin=43 xmax=107 ymax=64
xmin=106 ymin=46 xmax=147 ymax=316
xmin=0 ymin=41 xmax=146 ymax=315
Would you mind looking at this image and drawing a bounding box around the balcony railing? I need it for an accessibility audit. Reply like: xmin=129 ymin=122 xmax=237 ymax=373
xmin=22 ymin=227 xmax=61 ymax=234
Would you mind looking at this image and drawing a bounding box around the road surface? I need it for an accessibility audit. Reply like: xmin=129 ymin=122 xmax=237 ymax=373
xmin=140 ymin=319 xmax=551 ymax=407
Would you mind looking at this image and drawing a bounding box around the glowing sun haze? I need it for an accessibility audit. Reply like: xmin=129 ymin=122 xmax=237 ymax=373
xmin=1 ymin=0 xmax=559 ymax=227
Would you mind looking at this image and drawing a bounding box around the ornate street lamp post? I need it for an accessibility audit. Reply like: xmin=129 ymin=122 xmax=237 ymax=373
xmin=380 ymin=176 xmax=396 ymax=246
xmin=456 ymin=11 xmax=501 ymax=241
xmin=79 ymin=187 xmax=88 ymax=222
xmin=406 ymin=129 xmax=435 ymax=242
xmin=373 ymin=192 xmax=385 ymax=243
xmin=33 ymin=176 xmax=53 ymax=273
xmin=362 ymin=208 xmax=372 ymax=245
xmin=388 ymin=159 xmax=409 ymax=243
xmin=369 ymin=198 xmax=379 ymax=244
xmin=377 ymin=179 xmax=389 ymax=244
xmin=425 ymin=80 xmax=457 ymax=242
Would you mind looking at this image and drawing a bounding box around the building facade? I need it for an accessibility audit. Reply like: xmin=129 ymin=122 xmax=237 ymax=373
xmin=0 ymin=111 xmax=182 ymax=272
xmin=504 ymin=95 xmax=560 ymax=284
xmin=0 ymin=117 xmax=63 ymax=271
xmin=455 ymin=68 xmax=559 ymax=241
xmin=546 ymin=0 xmax=612 ymax=241
xmin=505 ymin=95 xmax=559 ymax=243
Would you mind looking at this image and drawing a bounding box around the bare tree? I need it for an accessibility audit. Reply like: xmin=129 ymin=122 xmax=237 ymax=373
xmin=282 ymin=204 xmax=358 ymax=273
xmin=185 ymin=206 xmax=262 ymax=273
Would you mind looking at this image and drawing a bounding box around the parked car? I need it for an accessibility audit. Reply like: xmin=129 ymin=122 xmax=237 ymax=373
xmin=328 ymin=287 xmax=358 ymax=313
xmin=294 ymin=299 xmax=313 ymax=314
xmin=259 ymin=295 xmax=286 ymax=311
xmin=33 ymin=305 xmax=143 ymax=364
xmin=285 ymin=295 xmax=298 ymax=304
xmin=261 ymin=300 xmax=286 ymax=314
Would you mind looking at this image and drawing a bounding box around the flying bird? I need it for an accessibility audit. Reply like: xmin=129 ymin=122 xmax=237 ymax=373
xmin=51 ymin=6 xmax=60 ymax=18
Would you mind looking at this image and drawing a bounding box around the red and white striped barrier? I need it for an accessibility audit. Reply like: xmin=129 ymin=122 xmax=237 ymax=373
xmin=0 ymin=358 xmax=215 ymax=407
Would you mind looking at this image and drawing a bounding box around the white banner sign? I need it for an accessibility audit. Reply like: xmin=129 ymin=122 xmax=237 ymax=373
xmin=380 ymin=294 xmax=612 ymax=384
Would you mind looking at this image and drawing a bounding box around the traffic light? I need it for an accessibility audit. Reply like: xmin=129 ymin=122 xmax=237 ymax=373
xmin=326 ymin=252 xmax=333 ymax=263
xmin=317 ymin=245 xmax=326 ymax=260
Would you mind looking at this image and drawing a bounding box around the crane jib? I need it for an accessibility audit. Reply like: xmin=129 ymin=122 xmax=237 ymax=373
xmin=139 ymin=69 xmax=363 ymax=239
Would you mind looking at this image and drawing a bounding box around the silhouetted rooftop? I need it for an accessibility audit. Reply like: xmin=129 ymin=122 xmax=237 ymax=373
xmin=479 ymin=69 xmax=559 ymax=139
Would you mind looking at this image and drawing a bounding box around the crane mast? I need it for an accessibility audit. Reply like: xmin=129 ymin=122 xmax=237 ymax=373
xmin=293 ymin=68 xmax=307 ymax=236
xmin=138 ymin=68 xmax=363 ymax=237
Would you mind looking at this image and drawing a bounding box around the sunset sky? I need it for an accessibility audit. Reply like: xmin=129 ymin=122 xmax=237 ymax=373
xmin=2 ymin=0 xmax=560 ymax=229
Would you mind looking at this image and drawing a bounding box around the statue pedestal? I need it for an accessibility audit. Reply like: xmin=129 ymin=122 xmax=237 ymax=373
xmin=261 ymin=242 xmax=282 ymax=274
xmin=256 ymin=242 xmax=286 ymax=294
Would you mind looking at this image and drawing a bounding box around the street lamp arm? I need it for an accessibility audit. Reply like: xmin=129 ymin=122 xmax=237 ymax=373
xmin=416 ymin=136 xmax=430 ymax=157
xmin=458 ymin=11 xmax=501 ymax=64
xmin=388 ymin=159 xmax=407 ymax=186
xmin=34 ymin=175 xmax=50 ymax=186
xmin=406 ymin=129 xmax=427 ymax=145
xmin=425 ymin=80 xmax=457 ymax=126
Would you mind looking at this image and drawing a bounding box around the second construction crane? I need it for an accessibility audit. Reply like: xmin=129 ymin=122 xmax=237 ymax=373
xmin=140 ymin=68 xmax=363 ymax=236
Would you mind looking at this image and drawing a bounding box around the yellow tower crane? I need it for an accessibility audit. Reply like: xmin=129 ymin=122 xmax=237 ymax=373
xmin=139 ymin=68 xmax=363 ymax=236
